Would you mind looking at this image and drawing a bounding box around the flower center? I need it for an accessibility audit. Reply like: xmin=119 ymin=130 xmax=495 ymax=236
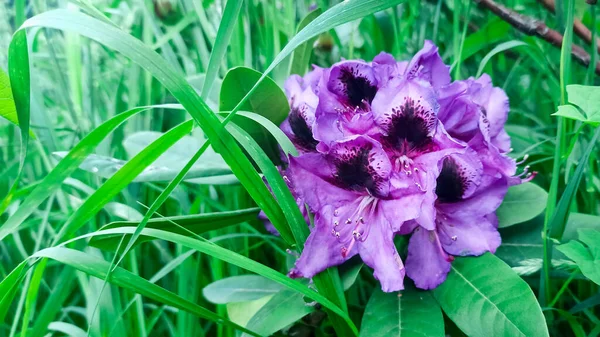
xmin=435 ymin=158 xmax=467 ymax=203
xmin=339 ymin=67 xmax=377 ymax=109
xmin=330 ymin=196 xmax=378 ymax=257
xmin=288 ymin=106 xmax=318 ymax=151
xmin=333 ymin=146 xmax=381 ymax=196
xmin=383 ymin=98 xmax=434 ymax=156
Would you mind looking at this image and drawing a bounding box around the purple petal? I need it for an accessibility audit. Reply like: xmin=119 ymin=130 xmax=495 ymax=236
xmin=438 ymin=212 xmax=501 ymax=256
xmin=288 ymin=154 xmax=357 ymax=211
xmin=406 ymin=227 xmax=451 ymax=290
xmin=404 ymin=40 xmax=451 ymax=89
xmin=372 ymin=79 xmax=439 ymax=156
xmin=289 ymin=204 xmax=357 ymax=278
xmin=357 ymin=212 xmax=405 ymax=292
xmin=327 ymin=60 xmax=378 ymax=109
xmin=434 ymin=151 xmax=483 ymax=203
xmin=328 ymin=135 xmax=392 ymax=198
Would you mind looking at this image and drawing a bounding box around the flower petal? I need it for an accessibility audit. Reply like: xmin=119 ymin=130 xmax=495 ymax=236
xmin=327 ymin=60 xmax=378 ymax=109
xmin=438 ymin=213 xmax=501 ymax=256
xmin=357 ymin=213 xmax=405 ymax=292
xmin=405 ymin=40 xmax=451 ymax=89
xmin=328 ymin=135 xmax=392 ymax=197
xmin=406 ymin=227 xmax=451 ymax=290
xmin=289 ymin=205 xmax=357 ymax=278
xmin=372 ymin=80 xmax=439 ymax=155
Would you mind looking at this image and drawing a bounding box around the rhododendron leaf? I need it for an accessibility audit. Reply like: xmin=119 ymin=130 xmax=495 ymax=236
xmin=220 ymin=66 xmax=290 ymax=163
xmin=240 ymin=289 xmax=314 ymax=337
xmin=496 ymin=182 xmax=548 ymax=228
xmin=203 ymin=275 xmax=285 ymax=304
xmin=433 ymin=253 xmax=549 ymax=337
xmin=359 ymin=286 xmax=443 ymax=337
xmin=557 ymin=229 xmax=600 ymax=286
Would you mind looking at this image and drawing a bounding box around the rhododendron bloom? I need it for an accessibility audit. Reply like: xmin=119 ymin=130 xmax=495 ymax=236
xmin=262 ymin=40 xmax=529 ymax=292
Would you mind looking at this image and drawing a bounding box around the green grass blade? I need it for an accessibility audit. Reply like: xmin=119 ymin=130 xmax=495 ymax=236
xmin=200 ymin=0 xmax=243 ymax=100
xmin=53 ymin=120 xmax=194 ymax=242
xmin=16 ymin=9 xmax=291 ymax=244
xmin=0 ymin=261 xmax=29 ymax=323
xmin=0 ymin=105 xmax=164 ymax=241
xmin=31 ymin=247 xmax=263 ymax=337
xmin=68 ymin=226 xmax=354 ymax=328
xmin=548 ymin=127 xmax=600 ymax=239
xmin=289 ymin=9 xmax=322 ymax=76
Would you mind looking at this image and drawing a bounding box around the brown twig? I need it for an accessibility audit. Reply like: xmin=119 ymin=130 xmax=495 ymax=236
xmin=537 ymin=0 xmax=600 ymax=54
xmin=475 ymin=0 xmax=600 ymax=76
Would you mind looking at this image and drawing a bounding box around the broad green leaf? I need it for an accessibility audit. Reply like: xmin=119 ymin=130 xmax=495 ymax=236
xmin=433 ymin=254 xmax=549 ymax=337
xmin=31 ymin=247 xmax=261 ymax=337
xmin=496 ymin=216 xmax=544 ymax=267
xmin=339 ymin=258 xmax=363 ymax=291
xmin=241 ymin=288 xmax=314 ymax=337
xmin=47 ymin=322 xmax=87 ymax=337
xmin=220 ymin=66 xmax=290 ymax=163
xmin=290 ymin=9 xmax=322 ymax=76
xmin=553 ymin=105 xmax=587 ymax=123
xmin=0 ymin=68 xmax=18 ymax=125
xmin=202 ymin=275 xmax=285 ymax=304
xmin=564 ymin=85 xmax=600 ymax=123
xmin=496 ymin=183 xmax=548 ymax=228
xmin=227 ymin=297 xmax=273 ymax=328
xmin=557 ymin=229 xmax=600 ymax=285
xmin=360 ymin=286 xmax=444 ymax=337
xmin=124 ymin=131 xmax=231 ymax=176
xmin=89 ymin=208 xmax=259 ymax=251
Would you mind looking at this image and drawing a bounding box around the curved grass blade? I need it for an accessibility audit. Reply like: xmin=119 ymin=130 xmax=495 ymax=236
xmin=31 ymin=247 xmax=263 ymax=337
xmin=0 ymin=105 xmax=165 ymax=241
xmin=2 ymin=31 xmax=31 ymax=215
xmin=549 ymin=127 xmax=600 ymax=239
xmin=290 ymin=9 xmax=323 ymax=76
xmin=476 ymin=40 xmax=528 ymax=77
xmin=200 ymin=0 xmax=243 ymax=100
xmin=16 ymin=9 xmax=293 ymax=245
xmin=89 ymin=208 xmax=260 ymax=251
xmin=66 ymin=226 xmax=354 ymax=328
xmin=54 ymin=120 xmax=194 ymax=242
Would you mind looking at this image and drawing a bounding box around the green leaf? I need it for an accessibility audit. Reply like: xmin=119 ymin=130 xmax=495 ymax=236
xmin=360 ymin=286 xmax=444 ymax=337
xmin=553 ymin=105 xmax=588 ymax=123
xmin=339 ymin=258 xmax=363 ymax=291
xmin=89 ymin=208 xmax=259 ymax=251
xmin=55 ymin=120 xmax=195 ymax=241
xmin=496 ymin=183 xmax=548 ymax=228
xmin=564 ymin=84 xmax=600 ymax=123
xmin=433 ymin=254 xmax=549 ymax=337
xmin=496 ymin=216 xmax=544 ymax=267
xmin=202 ymin=275 xmax=285 ymax=304
xmin=0 ymin=67 xmax=18 ymax=125
xmin=31 ymin=247 xmax=262 ymax=337
xmin=241 ymin=288 xmax=314 ymax=337
xmin=227 ymin=297 xmax=273 ymax=328
xmin=290 ymin=9 xmax=323 ymax=76
xmin=0 ymin=260 xmax=29 ymax=323
xmin=220 ymin=67 xmax=290 ymax=163
xmin=557 ymin=229 xmax=600 ymax=285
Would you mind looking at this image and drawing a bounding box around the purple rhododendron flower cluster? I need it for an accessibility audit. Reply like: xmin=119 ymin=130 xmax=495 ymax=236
xmin=268 ymin=41 xmax=533 ymax=292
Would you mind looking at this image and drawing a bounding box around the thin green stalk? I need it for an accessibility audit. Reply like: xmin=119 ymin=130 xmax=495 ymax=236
xmin=541 ymin=0 xmax=574 ymax=306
